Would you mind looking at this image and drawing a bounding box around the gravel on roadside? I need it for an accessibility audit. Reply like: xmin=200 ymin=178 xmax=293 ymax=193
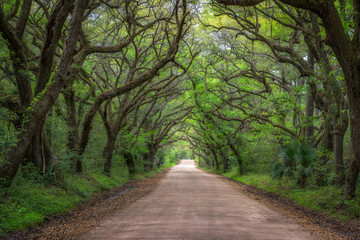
xmin=201 ymin=169 xmax=360 ymax=240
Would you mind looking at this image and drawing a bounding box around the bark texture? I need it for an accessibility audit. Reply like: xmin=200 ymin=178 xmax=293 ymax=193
xmin=123 ymin=151 xmax=136 ymax=174
xmin=0 ymin=0 xmax=90 ymax=187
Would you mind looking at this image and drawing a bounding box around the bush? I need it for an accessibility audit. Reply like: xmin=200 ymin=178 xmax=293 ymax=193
xmin=272 ymin=141 xmax=316 ymax=187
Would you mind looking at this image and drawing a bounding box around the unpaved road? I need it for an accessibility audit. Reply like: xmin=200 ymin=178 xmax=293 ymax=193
xmin=83 ymin=160 xmax=315 ymax=240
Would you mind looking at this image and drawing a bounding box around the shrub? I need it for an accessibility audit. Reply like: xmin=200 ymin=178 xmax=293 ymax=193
xmin=272 ymin=141 xmax=316 ymax=187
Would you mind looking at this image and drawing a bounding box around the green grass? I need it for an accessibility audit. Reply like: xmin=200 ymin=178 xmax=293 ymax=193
xmin=0 ymin=163 xmax=175 ymax=236
xmin=0 ymin=180 xmax=80 ymax=235
xmin=201 ymin=167 xmax=360 ymax=221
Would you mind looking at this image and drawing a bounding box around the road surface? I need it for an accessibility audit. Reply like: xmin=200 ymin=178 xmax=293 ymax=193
xmin=83 ymin=160 xmax=315 ymax=239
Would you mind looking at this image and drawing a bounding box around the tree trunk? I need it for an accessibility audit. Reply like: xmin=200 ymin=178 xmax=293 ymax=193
xmin=25 ymin=124 xmax=53 ymax=173
xmin=344 ymin=70 xmax=360 ymax=198
xmin=305 ymin=92 xmax=315 ymax=144
xmin=323 ymin=123 xmax=334 ymax=152
xmin=210 ymin=148 xmax=219 ymax=170
xmin=334 ymin=124 xmax=346 ymax=186
xmin=305 ymin=52 xmax=315 ymax=144
xmin=123 ymin=151 xmax=136 ymax=174
xmin=103 ymin=135 xmax=116 ymax=175
xmin=23 ymin=0 xmax=75 ymax=173
xmin=145 ymin=145 xmax=156 ymax=171
xmin=312 ymin=0 xmax=360 ymax=199
xmin=157 ymin=155 xmax=164 ymax=168
xmin=46 ymin=107 xmax=53 ymax=147
xmin=228 ymin=141 xmax=243 ymax=174
xmin=219 ymin=150 xmax=229 ymax=172
xmin=202 ymin=150 xmax=211 ymax=167
xmin=64 ymin=87 xmax=82 ymax=172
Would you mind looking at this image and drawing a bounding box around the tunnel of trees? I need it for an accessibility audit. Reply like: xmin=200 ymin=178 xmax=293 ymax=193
xmin=0 ymin=0 xmax=360 ymax=232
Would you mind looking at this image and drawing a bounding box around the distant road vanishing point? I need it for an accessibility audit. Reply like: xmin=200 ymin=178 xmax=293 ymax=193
xmin=83 ymin=160 xmax=315 ymax=240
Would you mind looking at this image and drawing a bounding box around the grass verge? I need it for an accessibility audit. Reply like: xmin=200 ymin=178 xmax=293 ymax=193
xmin=0 ymin=163 xmax=175 ymax=236
xmin=200 ymin=167 xmax=360 ymax=221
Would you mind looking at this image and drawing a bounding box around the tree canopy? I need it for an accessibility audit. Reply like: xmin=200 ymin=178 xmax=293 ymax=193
xmin=0 ymin=0 xmax=360 ymax=201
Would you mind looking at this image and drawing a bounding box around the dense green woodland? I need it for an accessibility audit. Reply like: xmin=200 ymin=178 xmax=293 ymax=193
xmin=0 ymin=0 xmax=360 ymax=234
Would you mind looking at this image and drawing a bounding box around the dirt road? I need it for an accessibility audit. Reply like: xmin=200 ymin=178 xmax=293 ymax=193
xmin=83 ymin=160 xmax=315 ymax=239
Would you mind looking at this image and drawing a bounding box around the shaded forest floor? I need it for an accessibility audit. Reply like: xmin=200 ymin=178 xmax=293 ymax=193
xmin=0 ymin=167 xmax=172 ymax=240
xmin=201 ymin=168 xmax=360 ymax=240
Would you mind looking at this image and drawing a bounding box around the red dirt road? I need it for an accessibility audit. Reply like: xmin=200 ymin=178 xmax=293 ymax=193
xmin=83 ymin=160 xmax=316 ymax=239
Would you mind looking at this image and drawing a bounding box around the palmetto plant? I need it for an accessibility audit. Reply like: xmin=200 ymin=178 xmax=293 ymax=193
xmin=272 ymin=141 xmax=317 ymax=187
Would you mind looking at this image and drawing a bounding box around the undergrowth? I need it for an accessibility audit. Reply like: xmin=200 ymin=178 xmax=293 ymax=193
xmin=201 ymin=167 xmax=360 ymax=221
xmin=0 ymin=162 xmax=175 ymax=236
xmin=131 ymin=163 xmax=175 ymax=180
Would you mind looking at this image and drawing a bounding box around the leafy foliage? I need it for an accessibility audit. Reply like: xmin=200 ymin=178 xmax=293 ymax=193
xmin=272 ymin=141 xmax=316 ymax=186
